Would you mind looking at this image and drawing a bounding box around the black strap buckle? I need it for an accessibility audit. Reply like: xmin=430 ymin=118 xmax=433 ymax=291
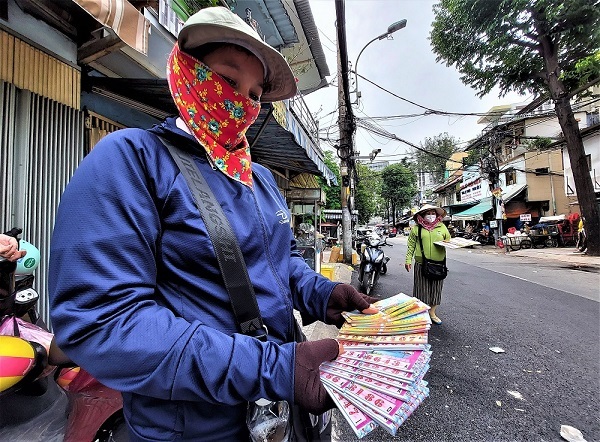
xmin=246 ymin=324 xmax=269 ymax=342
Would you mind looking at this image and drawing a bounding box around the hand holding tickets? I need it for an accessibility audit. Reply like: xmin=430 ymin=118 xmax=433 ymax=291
xmin=319 ymin=293 xmax=432 ymax=438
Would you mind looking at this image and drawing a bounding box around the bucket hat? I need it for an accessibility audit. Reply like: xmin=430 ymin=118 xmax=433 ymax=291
xmin=178 ymin=6 xmax=297 ymax=102
xmin=413 ymin=204 xmax=447 ymax=220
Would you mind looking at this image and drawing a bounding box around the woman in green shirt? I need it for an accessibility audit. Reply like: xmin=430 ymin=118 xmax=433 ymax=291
xmin=404 ymin=204 xmax=450 ymax=324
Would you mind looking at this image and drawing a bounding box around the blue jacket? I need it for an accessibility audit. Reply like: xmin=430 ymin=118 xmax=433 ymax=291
xmin=48 ymin=118 xmax=337 ymax=441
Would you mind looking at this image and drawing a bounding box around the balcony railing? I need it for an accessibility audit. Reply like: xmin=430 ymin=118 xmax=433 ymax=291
xmin=289 ymin=94 xmax=319 ymax=145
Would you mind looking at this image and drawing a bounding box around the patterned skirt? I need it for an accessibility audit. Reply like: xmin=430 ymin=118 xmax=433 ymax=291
xmin=413 ymin=261 xmax=444 ymax=306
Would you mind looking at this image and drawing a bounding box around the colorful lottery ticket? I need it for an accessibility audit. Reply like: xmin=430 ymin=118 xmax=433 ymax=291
xmin=337 ymin=342 xmax=430 ymax=351
xmin=320 ymin=363 xmax=413 ymax=401
xmin=323 ymin=384 xmax=379 ymax=439
xmin=338 ymin=333 xmax=429 ymax=345
xmin=342 ymin=293 xmax=426 ymax=324
xmin=332 ymin=356 xmax=417 ymax=383
xmin=321 ymin=372 xmax=403 ymax=435
xmin=337 ymin=332 xmax=428 ymax=346
xmin=342 ymin=350 xmax=431 ymax=373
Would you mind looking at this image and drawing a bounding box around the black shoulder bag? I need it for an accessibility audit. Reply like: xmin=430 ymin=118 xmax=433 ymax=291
xmin=417 ymin=225 xmax=448 ymax=281
xmin=157 ymin=135 xmax=331 ymax=441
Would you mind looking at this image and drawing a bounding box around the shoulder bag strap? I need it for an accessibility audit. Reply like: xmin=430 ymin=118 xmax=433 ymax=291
xmin=418 ymin=225 xmax=446 ymax=265
xmin=156 ymin=135 xmax=267 ymax=341
xmin=417 ymin=225 xmax=428 ymax=261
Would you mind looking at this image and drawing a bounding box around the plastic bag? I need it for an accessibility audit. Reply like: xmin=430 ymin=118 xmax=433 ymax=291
xmin=247 ymin=399 xmax=291 ymax=442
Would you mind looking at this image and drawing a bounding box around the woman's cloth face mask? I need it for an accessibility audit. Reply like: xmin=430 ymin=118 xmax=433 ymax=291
xmin=424 ymin=214 xmax=437 ymax=223
xmin=166 ymin=44 xmax=261 ymax=187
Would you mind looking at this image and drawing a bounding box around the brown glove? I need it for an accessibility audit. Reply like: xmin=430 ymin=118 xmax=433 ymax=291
xmin=294 ymin=339 xmax=339 ymax=414
xmin=326 ymin=283 xmax=378 ymax=327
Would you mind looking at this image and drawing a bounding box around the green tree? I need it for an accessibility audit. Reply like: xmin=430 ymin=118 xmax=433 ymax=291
xmin=413 ymin=133 xmax=459 ymax=184
xmin=316 ymin=150 xmax=341 ymax=210
xmin=355 ymin=163 xmax=382 ymax=225
xmin=431 ymin=0 xmax=600 ymax=255
xmin=525 ymin=137 xmax=553 ymax=151
xmin=381 ymin=163 xmax=418 ymax=224
xmin=464 ymin=147 xmax=483 ymax=168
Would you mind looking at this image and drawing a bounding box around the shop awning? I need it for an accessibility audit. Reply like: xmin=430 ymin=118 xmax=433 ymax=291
xmin=451 ymin=198 xmax=493 ymax=221
xmin=73 ymin=0 xmax=150 ymax=54
xmin=539 ymin=214 xmax=566 ymax=223
xmin=444 ymin=201 xmax=478 ymax=215
xmin=247 ymin=103 xmax=338 ymax=186
xmin=500 ymin=183 xmax=527 ymax=202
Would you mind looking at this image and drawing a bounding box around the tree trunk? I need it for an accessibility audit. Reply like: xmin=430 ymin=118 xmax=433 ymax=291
xmin=534 ymin=12 xmax=599 ymax=256
xmin=553 ymin=97 xmax=599 ymax=255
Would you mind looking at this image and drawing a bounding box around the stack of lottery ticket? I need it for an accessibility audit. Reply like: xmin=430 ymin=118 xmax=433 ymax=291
xmin=320 ymin=293 xmax=432 ymax=438
xmin=338 ymin=292 xmax=431 ymax=351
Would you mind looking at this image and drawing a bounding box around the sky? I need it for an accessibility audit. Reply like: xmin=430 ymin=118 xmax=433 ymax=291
xmin=302 ymin=0 xmax=531 ymax=162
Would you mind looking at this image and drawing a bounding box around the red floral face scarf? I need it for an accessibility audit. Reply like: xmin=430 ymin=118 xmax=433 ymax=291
xmin=166 ymin=44 xmax=261 ymax=187
xmin=416 ymin=214 xmax=443 ymax=231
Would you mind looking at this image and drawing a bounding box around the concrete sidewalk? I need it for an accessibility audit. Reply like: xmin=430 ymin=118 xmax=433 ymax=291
xmin=477 ymin=243 xmax=600 ymax=270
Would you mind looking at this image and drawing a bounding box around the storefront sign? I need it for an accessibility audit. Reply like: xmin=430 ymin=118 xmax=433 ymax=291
xmin=287 ymin=188 xmax=324 ymax=203
xmin=460 ymin=177 xmax=483 ymax=203
xmin=520 ymin=213 xmax=532 ymax=222
xmin=489 ymin=220 xmax=498 ymax=228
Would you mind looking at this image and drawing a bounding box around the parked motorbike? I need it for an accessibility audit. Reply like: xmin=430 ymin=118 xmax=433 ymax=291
xmin=358 ymin=233 xmax=392 ymax=296
xmin=0 ymin=228 xmax=126 ymax=442
xmin=473 ymin=231 xmax=495 ymax=245
xmin=453 ymin=228 xmax=473 ymax=239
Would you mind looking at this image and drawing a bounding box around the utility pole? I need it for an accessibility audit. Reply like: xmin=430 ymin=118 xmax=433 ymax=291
xmin=483 ymin=132 xmax=503 ymax=242
xmin=335 ymin=0 xmax=355 ymax=263
xmin=338 ymin=54 xmax=353 ymax=263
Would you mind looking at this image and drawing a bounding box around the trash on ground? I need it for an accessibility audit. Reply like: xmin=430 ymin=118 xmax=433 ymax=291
xmin=495 ymin=400 xmax=502 ymax=407
xmin=507 ymin=390 xmax=524 ymax=400
xmin=514 ymin=408 xmax=525 ymax=412
xmin=489 ymin=347 xmax=505 ymax=353
xmin=560 ymin=425 xmax=587 ymax=442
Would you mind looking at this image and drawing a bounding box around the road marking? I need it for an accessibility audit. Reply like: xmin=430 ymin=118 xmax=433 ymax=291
xmin=496 ymin=271 xmax=532 ymax=283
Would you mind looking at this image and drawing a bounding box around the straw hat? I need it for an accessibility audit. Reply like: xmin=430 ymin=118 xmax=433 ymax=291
xmin=178 ymin=6 xmax=297 ymax=102
xmin=413 ymin=204 xmax=447 ymax=220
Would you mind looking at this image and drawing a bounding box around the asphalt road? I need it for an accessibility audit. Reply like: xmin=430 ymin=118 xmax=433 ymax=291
xmin=332 ymin=236 xmax=600 ymax=442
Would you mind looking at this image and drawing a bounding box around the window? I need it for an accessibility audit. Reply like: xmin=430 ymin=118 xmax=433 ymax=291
xmin=505 ymin=170 xmax=517 ymax=185
xmin=535 ymin=167 xmax=549 ymax=175
xmin=503 ymin=141 xmax=513 ymax=157
xmin=586 ymin=154 xmax=592 ymax=171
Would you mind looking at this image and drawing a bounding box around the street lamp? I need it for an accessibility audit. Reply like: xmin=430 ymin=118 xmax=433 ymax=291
xmin=353 ymin=19 xmax=407 ymax=105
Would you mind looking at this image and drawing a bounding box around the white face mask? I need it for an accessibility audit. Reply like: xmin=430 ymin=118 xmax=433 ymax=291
xmin=424 ymin=214 xmax=437 ymax=223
